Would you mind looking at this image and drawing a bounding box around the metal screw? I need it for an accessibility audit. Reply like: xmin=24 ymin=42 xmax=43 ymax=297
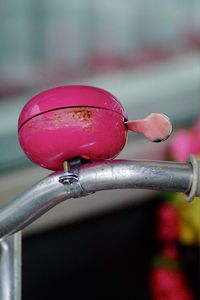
xmin=59 ymin=173 xmax=79 ymax=185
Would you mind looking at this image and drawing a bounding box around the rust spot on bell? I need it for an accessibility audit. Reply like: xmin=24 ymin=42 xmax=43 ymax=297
xmin=31 ymin=107 xmax=94 ymax=131
xmin=72 ymin=107 xmax=93 ymax=121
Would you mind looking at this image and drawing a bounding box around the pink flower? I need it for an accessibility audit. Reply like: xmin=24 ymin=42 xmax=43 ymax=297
xmin=157 ymin=203 xmax=180 ymax=242
xmin=150 ymin=267 xmax=193 ymax=300
xmin=169 ymin=129 xmax=199 ymax=162
xmin=161 ymin=245 xmax=180 ymax=260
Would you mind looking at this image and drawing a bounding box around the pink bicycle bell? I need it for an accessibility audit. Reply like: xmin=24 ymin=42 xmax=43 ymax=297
xmin=18 ymin=85 xmax=172 ymax=171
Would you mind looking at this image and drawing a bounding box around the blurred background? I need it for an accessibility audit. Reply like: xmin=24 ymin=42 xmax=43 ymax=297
xmin=0 ymin=0 xmax=199 ymax=299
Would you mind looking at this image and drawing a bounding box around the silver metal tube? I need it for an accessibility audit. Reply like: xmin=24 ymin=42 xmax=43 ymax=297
xmin=79 ymin=160 xmax=193 ymax=193
xmin=0 ymin=232 xmax=21 ymax=300
xmin=0 ymin=172 xmax=76 ymax=238
xmin=0 ymin=159 xmax=193 ymax=239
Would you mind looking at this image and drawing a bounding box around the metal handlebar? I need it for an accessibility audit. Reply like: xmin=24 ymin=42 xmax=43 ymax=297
xmin=0 ymin=156 xmax=199 ymax=240
xmin=0 ymin=155 xmax=200 ymax=300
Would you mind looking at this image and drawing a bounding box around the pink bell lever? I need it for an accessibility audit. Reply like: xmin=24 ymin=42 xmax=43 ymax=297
xmin=126 ymin=113 xmax=172 ymax=142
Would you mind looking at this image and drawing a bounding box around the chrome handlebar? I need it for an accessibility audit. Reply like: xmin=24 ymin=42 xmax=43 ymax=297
xmin=0 ymin=156 xmax=199 ymax=239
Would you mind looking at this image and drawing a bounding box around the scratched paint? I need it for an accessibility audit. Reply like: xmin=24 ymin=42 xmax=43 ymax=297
xmin=19 ymin=106 xmax=127 ymax=170
xmin=27 ymin=107 xmax=94 ymax=131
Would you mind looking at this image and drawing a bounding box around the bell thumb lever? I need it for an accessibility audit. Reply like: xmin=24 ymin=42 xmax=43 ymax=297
xmin=126 ymin=113 xmax=172 ymax=142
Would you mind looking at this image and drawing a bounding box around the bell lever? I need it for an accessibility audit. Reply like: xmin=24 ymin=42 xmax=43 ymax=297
xmin=126 ymin=113 xmax=172 ymax=142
